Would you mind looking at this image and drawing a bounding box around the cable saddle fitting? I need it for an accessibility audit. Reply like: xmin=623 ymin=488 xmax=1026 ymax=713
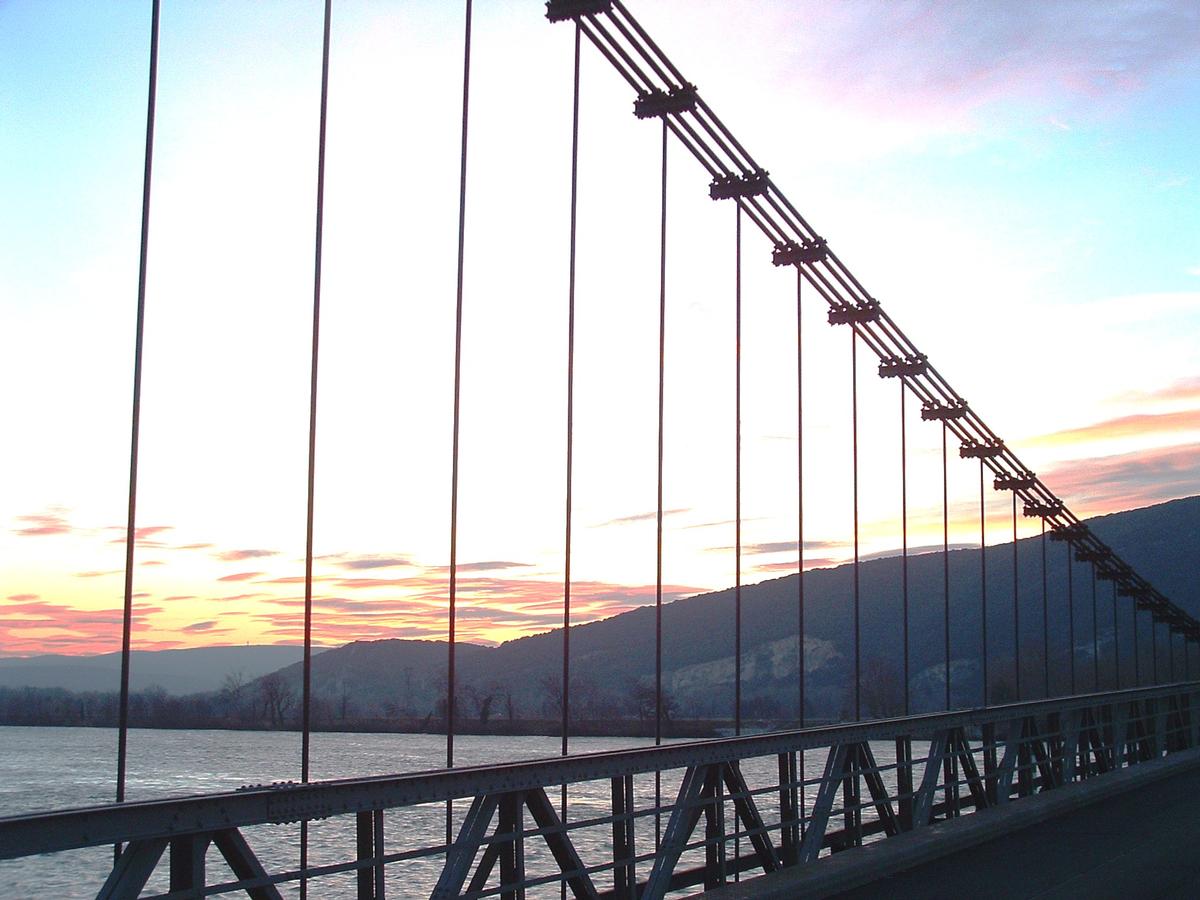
xmin=634 ymin=84 xmax=698 ymax=119
xmin=920 ymin=399 xmax=968 ymax=421
xmin=958 ymin=439 xmax=1004 ymax=459
xmin=878 ymin=355 xmax=927 ymax=378
xmin=772 ymin=238 xmax=828 ymax=267
xmin=827 ymin=299 xmax=881 ymax=325
xmin=709 ymin=169 xmax=769 ymax=200
xmin=1023 ymin=499 xmax=1064 ymax=517
xmin=546 ymin=0 xmax=612 ymax=22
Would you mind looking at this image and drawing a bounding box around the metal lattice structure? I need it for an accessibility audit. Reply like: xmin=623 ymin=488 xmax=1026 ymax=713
xmin=2 ymin=684 xmax=1199 ymax=897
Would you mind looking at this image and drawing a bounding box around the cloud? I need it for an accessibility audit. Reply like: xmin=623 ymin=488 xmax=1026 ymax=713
xmin=1028 ymin=409 xmax=1200 ymax=447
xmin=1041 ymin=442 xmax=1200 ymax=515
xmin=246 ymin=573 xmax=706 ymax=648
xmin=334 ymin=555 xmax=413 ymax=571
xmin=217 ymin=571 xmax=264 ymax=583
xmin=106 ymin=524 xmax=174 ymax=547
xmin=0 ymin=597 xmax=164 ymax=656
xmin=74 ymin=570 xmax=120 ymax=578
xmin=593 ymin=508 xmax=690 ymax=528
xmin=425 ymin=561 xmax=535 ymax=573
xmin=13 ymin=509 xmax=72 ymax=537
xmin=706 ymin=539 xmax=844 ymax=555
xmin=1113 ymin=377 xmax=1200 ymax=406
xmin=214 ymin=549 xmax=280 ymax=562
xmin=181 ymin=621 xmax=220 ymax=633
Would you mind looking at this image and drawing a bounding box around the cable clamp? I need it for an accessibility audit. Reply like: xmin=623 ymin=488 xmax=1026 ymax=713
xmin=920 ymin=399 xmax=968 ymax=421
xmin=634 ymin=83 xmax=698 ymax=119
xmin=959 ymin=439 xmax=1004 ymax=459
xmin=709 ymin=169 xmax=769 ymax=200
xmin=878 ymin=355 xmax=927 ymax=378
xmin=827 ymin=298 xmax=880 ymax=325
xmin=546 ymin=0 xmax=612 ymax=22
xmin=993 ymin=471 xmax=1037 ymax=492
xmin=772 ymin=238 xmax=827 ymax=266
xmin=1022 ymin=499 xmax=1064 ymax=517
xmin=1048 ymin=523 xmax=1087 ymax=542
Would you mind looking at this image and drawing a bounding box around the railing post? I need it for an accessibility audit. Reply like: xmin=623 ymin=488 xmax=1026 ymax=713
xmin=611 ymin=775 xmax=636 ymax=897
xmin=778 ymin=752 xmax=800 ymax=865
xmin=356 ymin=809 xmax=385 ymax=900
xmin=895 ymin=737 xmax=914 ymax=831
xmin=169 ymin=833 xmax=210 ymax=895
xmin=982 ymin=722 xmax=998 ymax=804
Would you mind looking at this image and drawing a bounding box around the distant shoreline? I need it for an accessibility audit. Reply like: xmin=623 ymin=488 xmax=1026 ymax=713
xmin=0 ymin=716 xmax=725 ymax=740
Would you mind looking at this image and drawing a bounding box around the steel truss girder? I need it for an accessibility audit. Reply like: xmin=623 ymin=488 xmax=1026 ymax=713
xmin=5 ymin=686 xmax=1198 ymax=898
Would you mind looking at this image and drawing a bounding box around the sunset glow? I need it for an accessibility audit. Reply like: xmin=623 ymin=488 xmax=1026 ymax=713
xmin=3 ymin=0 xmax=1199 ymax=657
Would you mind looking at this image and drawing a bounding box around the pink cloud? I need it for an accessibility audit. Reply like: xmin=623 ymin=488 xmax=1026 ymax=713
xmin=1041 ymin=443 xmax=1200 ymax=517
xmin=217 ymin=571 xmax=263 ymax=583
xmin=13 ymin=509 xmax=72 ymax=537
xmin=214 ymin=549 xmax=280 ymax=562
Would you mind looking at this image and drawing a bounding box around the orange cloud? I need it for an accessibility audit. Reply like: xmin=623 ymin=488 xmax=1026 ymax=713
xmin=1028 ymin=409 xmax=1200 ymax=447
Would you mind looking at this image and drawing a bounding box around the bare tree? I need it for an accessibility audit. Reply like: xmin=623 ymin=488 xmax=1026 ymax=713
xmin=259 ymin=673 xmax=295 ymax=727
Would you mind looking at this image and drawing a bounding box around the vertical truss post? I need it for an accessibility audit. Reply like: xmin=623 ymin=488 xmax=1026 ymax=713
xmin=497 ymin=793 xmax=525 ymax=900
xmin=610 ymin=775 xmax=636 ymax=898
xmin=355 ymin=809 xmax=385 ymax=900
xmin=983 ymin=722 xmax=999 ymax=804
xmin=1061 ymin=709 xmax=1081 ymax=783
xmin=777 ymin=752 xmax=800 ymax=866
xmin=942 ymin=733 xmax=961 ymax=818
xmin=896 ymin=737 xmax=914 ymax=831
xmin=705 ymin=765 xmax=727 ymax=887
xmin=170 ymin=833 xmax=210 ymax=895
xmin=992 ymin=718 xmax=1023 ymax=806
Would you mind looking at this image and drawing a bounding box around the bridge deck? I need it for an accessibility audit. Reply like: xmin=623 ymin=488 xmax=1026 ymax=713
xmin=705 ymin=746 xmax=1200 ymax=899
xmin=838 ymin=764 xmax=1200 ymax=899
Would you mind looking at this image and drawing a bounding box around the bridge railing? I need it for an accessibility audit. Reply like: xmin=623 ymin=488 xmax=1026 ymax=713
xmin=2 ymin=682 xmax=1197 ymax=899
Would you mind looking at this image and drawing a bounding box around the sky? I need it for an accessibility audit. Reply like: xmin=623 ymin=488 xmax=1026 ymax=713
xmin=1 ymin=0 xmax=1198 ymax=657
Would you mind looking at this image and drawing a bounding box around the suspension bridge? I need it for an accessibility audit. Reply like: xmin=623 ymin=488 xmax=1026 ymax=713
xmin=3 ymin=0 xmax=1199 ymax=897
